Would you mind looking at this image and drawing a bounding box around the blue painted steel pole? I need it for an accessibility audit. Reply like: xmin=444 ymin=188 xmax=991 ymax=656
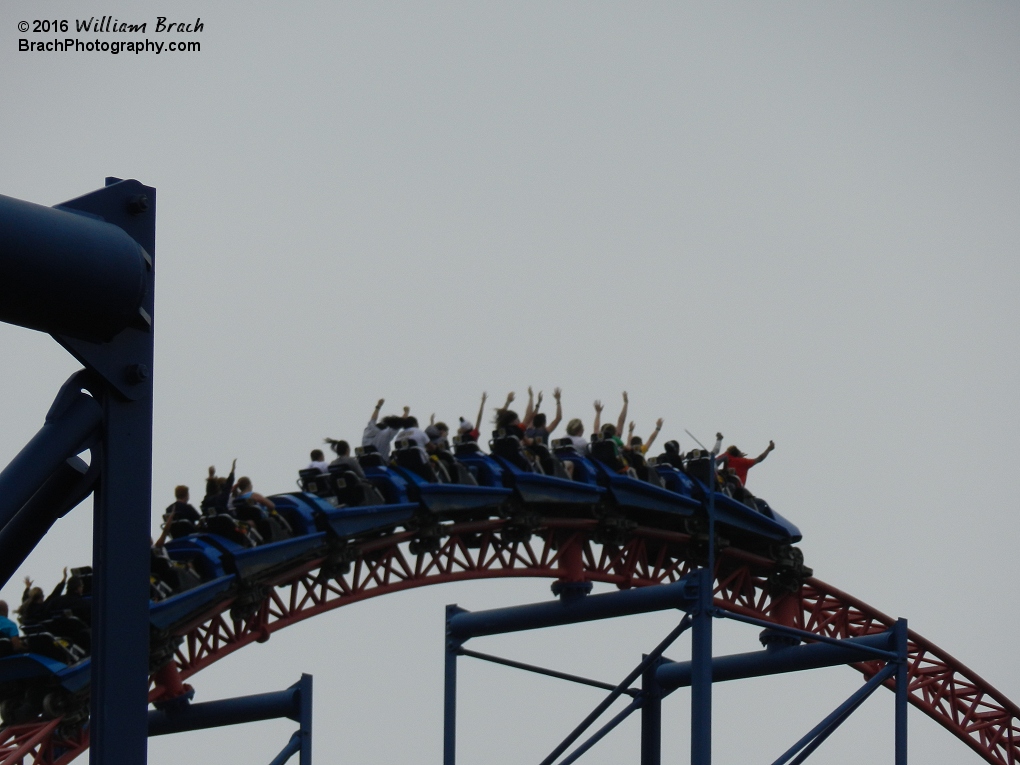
xmin=770 ymin=664 xmax=896 ymax=765
xmin=655 ymin=631 xmax=896 ymax=690
xmin=538 ymin=617 xmax=691 ymax=765
xmin=0 ymin=192 xmax=150 ymax=342
xmin=0 ymin=382 xmax=101 ymax=531
xmin=0 ymin=456 xmax=94 ymax=589
xmin=56 ymin=179 xmax=157 ymax=765
xmin=557 ymin=697 xmax=644 ymax=765
xmin=148 ymin=685 xmax=304 ymax=735
xmin=690 ymin=567 xmax=712 ymax=765
xmin=297 ymin=673 xmax=313 ymax=765
xmin=641 ymin=656 xmax=663 ymax=765
xmin=447 ymin=576 xmax=696 ymax=640
xmin=445 ymin=605 xmax=462 ymax=765
xmin=268 ymin=733 xmax=302 ymax=765
xmin=894 ymin=619 xmax=908 ymax=765
xmin=1 ymin=180 xmax=156 ymax=765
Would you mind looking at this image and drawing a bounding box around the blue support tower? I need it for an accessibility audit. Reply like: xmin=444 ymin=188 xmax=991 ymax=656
xmin=0 ymin=180 xmax=156 ymax=765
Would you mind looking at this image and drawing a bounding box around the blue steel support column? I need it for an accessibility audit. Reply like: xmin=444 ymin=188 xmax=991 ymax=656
xmin=445 ymin=605 xmax=463 ymax=765
xmin=894 ymin=618 xmax=908 ymax=765
xmin=90 ymin=365 xmax=153 ymax=765
xmin=58 ymin=180 xmax=156 ymax=765
xmin=297 ymin=673 xmax=313 ymax=765
xmin=690 ymin=567 xmax=713 ymax=765
xmin=641 ymin=656 xmax=664 ymax=765
xmin=1 ymin=181 xmax=156 ymax=765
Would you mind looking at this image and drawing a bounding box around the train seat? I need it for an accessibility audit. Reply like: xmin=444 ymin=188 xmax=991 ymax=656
xmin=298 ymin=468 xmax=332 ymax=498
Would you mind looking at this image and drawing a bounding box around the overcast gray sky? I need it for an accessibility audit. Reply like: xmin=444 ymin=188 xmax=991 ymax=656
xmin=1 ymin=2 xmax=1018 ymax=763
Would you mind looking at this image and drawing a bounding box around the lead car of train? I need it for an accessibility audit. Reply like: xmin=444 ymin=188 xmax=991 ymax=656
xmin=0 ymin=433 xmax=810 ymax=729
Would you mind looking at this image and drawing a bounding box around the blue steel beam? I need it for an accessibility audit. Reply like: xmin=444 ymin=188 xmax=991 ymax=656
xmin=0 ymin=373 xmax=101 ymax=532
xmin=447 ymin=575 xmax=697 ymax=640
xmin=713 ymin=607 xmax=900 ymax=662
xmin=457 ymin=647 xmax=641 ymax=696
xmin=268 ymin=732 xmax=302 ymax=765
xmin=690 ymin=568 xmax=712 ymax=765
xmin=0 ymin=192 xmax=150 ymax=342
xmin=0 ymin=455 xmax=96 ymax=588
xmin=148 ymin=675 xmax=310 ymax=735
xmin=444 ymin=605 xmax=459 ymax=765
xmin=656 ymin=630 xmax=896 ymax=690
xmin=537 ymin=616 xmax=692 ymax=765
xmin=640 ymin=657 xmax=665 ymax=765
xmin=54 ymin=179 xmax=156 ymax=765
xmin=557 ymin=697 xmax=644 ymax=765
xmin=894 ymin=619 xmax=908 ymax=765
xmin=771 ymin=664 xmax=897 ymax=765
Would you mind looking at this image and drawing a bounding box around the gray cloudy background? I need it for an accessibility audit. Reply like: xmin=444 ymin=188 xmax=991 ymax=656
xmin=1 ymin=2 xmax=1018 ymax=763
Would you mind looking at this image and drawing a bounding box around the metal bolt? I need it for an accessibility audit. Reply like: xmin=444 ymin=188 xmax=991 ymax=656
xmin=127 ymin=363 xmax=149 ymax=384
xmin=126 ymin=194 xmax=150 ymax=215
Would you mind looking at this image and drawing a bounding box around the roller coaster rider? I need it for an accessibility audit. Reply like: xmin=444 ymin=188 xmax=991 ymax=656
xmin=0 ymin=603 xmax=21 ymax=651
xmin=229 ymin=477 xmax=276 ymax=514
xmin=362 ymin=399 xmax=410 ymax=459
xmin=325 ymin=439 xmax=366 ymax=479
xmin=45 ymin=575 xmax=89 ymax=625
xmin=307 ymin=449 xmax=330 ymax=474
xmin=201 ymin=459 xmax=236 ymax=515
xmin=230 ymin=477 xmax=294 ymax=543
xmin=455 ymin=391 xmax=487 ymax=444
xmin=165 ymin=485 xmax=201 ymax=525
xmin=18 ymin=571 xmax=67 ymax=627
xmin=564 ymin=418 xmax=588 ymax=454
xmin=717 ymin=441 xmax=775 ymax=510
xmin=525 ymin=388 xmax=563 ymax=444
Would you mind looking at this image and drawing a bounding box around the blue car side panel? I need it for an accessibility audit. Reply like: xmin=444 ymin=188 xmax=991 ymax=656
xmin=230 ymin=532 xmax=328 ymax=580
xmin=760 ymin=506 xmax=802 ymax=543
xmin=486 ymin=456 xmax=605 ymax=505
xmin=363 ymin=466 xmax=412 ymax=504
xmin=268 ymin=493 xmax=323 ymax=536
xmin=149 ymin=575 xmax=236 ymax=632
xmin=0 ymin=653 xmax=69 ymax=682
xmin=709 ymin=492 xmax=793 ymax=543
xmin=323 ymin=503 xmax=418 ymax=538
xmin=165 ymin=535 xmax=240 ymax=580
xmin=388 ymin=466 xmax=512 ymax=514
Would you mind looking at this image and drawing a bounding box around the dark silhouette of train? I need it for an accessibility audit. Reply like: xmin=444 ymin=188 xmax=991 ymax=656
xmin=0 ymin=432 xmax=807 ymax=729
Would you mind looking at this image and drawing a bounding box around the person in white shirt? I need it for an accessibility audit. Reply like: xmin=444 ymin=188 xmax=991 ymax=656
xmin=565 ymin=418 xmax=588 ymax=455
xmin=395 ymin=416 xmax=429 ymax=450
xmin=306 ymin=449 xmax=330 ymax=474
xmin=362 ymin=398 xmax=409 ymax=459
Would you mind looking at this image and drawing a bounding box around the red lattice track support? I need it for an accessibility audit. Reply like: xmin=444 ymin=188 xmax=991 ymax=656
xmin=12 ymin=518 xmax=1020 ymax=765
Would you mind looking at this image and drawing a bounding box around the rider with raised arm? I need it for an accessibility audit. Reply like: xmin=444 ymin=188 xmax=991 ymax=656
xmin=201 ymin=459 xmax=236 ymax=515
xmin=362 ymin=399 xmax=409 ymax=459
xmin=526 ymin=388 xmax=563 ymax=443
xmin=627 ymin=418 xmax=663 ymax=455
xmin=456 ymin=392 xmax=487 ymax=443
xmin=718 ymin=441 xmax=775 ymax=487
xmin=229 ymin=477 xmax=276 ymax=513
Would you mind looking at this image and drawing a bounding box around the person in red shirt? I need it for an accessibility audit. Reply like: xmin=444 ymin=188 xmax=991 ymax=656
xmin=720 ymin=441 xmax=775 ymax=486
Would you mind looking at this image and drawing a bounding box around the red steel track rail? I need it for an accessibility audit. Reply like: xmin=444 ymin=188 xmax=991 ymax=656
xmin=2 ymin=518 xmax=1017 ymax=765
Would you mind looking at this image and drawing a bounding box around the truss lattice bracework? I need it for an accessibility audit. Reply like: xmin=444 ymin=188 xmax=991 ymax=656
xmin=10 ymin=518 xmax=1020 ymax=765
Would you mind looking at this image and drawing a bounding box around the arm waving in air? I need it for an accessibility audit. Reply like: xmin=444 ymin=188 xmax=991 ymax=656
xmin=546 ymin=388 xmax=563 ymax=433
xmin=616 ymin=391 xmax=629 ymax=436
